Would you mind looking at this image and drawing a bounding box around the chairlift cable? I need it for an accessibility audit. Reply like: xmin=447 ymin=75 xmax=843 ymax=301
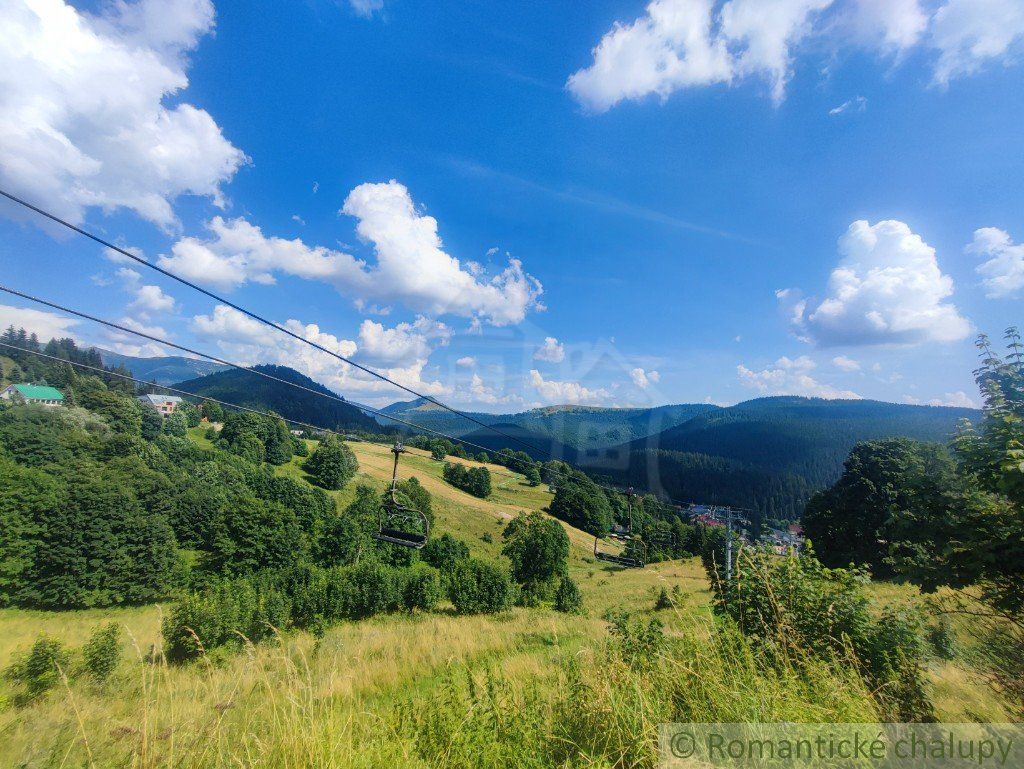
xmin=0 ymin=284 xmax=539 ymax=455
xmin=0 ymin=285 xmax=610 ymax=496
xmin=0 ymin=341 xmax=348 ymax=438
xmin=0 ymin=188 xmax=550 ymax=457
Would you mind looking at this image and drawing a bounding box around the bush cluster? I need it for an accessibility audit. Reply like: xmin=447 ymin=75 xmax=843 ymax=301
xmin=442 ymin=462 xmax=492 ymax=498
xmin=162 ymin=560 xmax=451 ymax=662
xmin=303 ymin=435 xmax=358 ymax=490
xmin=710 ymin=546 xmax=934 ymax=721
xmin=4 ymin=622 xmax=123 ymax=704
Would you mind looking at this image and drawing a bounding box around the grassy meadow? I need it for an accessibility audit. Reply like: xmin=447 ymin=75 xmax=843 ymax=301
xmin=0 ymin=435 xmax=1010 ymax=767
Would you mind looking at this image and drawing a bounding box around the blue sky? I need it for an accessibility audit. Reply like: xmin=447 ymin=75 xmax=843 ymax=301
xmin=1 ymin=0 xmax=1022 ymax=410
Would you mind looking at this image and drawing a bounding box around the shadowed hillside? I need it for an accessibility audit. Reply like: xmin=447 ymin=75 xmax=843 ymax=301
xmin=174 ymin=364 xmax=379 ymax=432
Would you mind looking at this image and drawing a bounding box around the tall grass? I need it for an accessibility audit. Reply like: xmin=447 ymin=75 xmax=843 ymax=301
xmin=0 ymin=600 xmax=883 ymax=768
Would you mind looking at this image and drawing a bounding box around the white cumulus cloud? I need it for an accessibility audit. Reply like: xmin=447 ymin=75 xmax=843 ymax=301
xmin=159 ymin=216 xmax=347 ymax=290
xmin=968 ymin=227 xmax=1024 ymax=299
xmin=456 ymin=356 xmax=477 ymax=368
xmin=340 ymin=181 xmax=543 ymax=326
xmin=0 ymin=0 xmax=246 ymax=229
xmin=0 ymin=303 xmax=79 ymax=341
xmin=129 ymin=284 xmax=176 ymax=314
xmin=783 ymin=219 xmax=970 ymax=347
xmin=931 ymin=0 xmax=1024 ymax=85
xmin=832 ymin=355 xmax=861 ymax=371
xmin=160 ymin=181 xmax=543 ymax=327
xmin=188 ymin=304 xmax=453 ymax=406
xmin=356 ymin=317 xmax=450 ymax=368
xmin=630 ymin=367 xmax=661 ymax=388
xmin=737 ymin=355 xmax=861 ymax=398
xmin=529 ymin=369 xmax=611 ymax=405
xmin=567 ymin=0 xmax=1023 ymax=111
xmin=533 ymin=336 xmax=565 ymax=363
xmin=468 ymin=373 xmax=524 ymax=406
xmin=927 ymin=390 xmax=978 ymax=408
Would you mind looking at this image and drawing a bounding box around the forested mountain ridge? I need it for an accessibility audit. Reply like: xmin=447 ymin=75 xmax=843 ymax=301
xmin=513 ymin=403 xmax=717 ymax=451
xmin=97 ymin=349 xmax=229 ymax=385
xmin=627 ymin=396 xmax=978 ymax=487
xmin=173 ymin=365 xmax=378 ymax=432
xmin=578 ymin=396 xmax=980 ymax=521
xmin=376 ymin=397 xmax=714 ymax=450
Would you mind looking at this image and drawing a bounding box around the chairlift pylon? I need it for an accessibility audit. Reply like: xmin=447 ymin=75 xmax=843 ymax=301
xmin=373 ymin=442 xmax=429 ymax=549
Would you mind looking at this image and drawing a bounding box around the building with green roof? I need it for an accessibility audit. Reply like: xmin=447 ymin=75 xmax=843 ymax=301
xmin=1 ymin=384 xmax=65 ymax=406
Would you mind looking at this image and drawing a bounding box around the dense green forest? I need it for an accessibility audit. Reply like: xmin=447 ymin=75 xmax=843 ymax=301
xmin=0 ymin=329 xmax=593 ymax=639
xmin=629 ymin=396 xmax=977 ymax=487
xmin=174 ymin=365 xmax=379 ymax=433
xmin=571 ymin=396 xmax=977 ymax=520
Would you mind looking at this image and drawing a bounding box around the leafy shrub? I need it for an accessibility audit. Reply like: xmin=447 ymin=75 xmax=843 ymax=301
xmin=164 ymin=410 xmax=188 ymax=437
xmin=162 ymin=578 xmax=290 ymax=663
xmin=141 ymin=408 xmax=163 ymax=440
xmin=4 ymin=635 xmax=70 ymax=702
xmin=343 ymin=561 xmax=401 ymax=619
xmin=654 ymin=586 xmax=673 ymax=611
xmin=442 ymin=462 xmax=492 ymax=498
xmin=421 ymin=533 xmax=470 ymax=572
xmin=554 ymin=576 xmax=584 ymax=614
xmin=203 ymin=496 xmax=302 ymax=576
xmin=232 ymin=432 xmax=265 ymax=464
xmin=549 ymin=475 xmax=613 ymax=536
xmin=401 ymin=562 xmax=443 ymax=612
xmin=396 ymin=476 xmax=433 ymax=524
xmin=179 ymin=402 xmax=201 ymax=428
xmin=82 ymin=623 xmax=121 ymax=684
xmin=447 ymin=558 xmax=514 ymax=615
xmin=710 ymin=546 xmax=934 ymax=721
xmin=201 ymin=400 xmax=223 ymax=422
xmin=926 ymin=618 xmax=958 ymax=660
xmin=606 ymin=611 xmax=664 ymax=668
xmin=304 ymin=436 xmax=358 ymax=490
xmin=220 ymin=411 xmax=294 ymax=466
xmin=502 ymin=512 xmax=569 ymax=595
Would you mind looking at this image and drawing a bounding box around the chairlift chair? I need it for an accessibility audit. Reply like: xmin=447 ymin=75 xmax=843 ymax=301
xmin=593 ymin=533 xmax=646 ymax=569
xmin=374 ymin=442 xmax=429 ymax=549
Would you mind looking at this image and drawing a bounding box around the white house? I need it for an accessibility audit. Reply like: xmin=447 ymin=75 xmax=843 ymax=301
xmin=137 ymin=393 xmax=183 ymax=416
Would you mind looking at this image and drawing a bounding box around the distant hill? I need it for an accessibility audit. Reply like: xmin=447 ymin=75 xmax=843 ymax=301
xmin=173 ymin=365 xmax=378 ymax=432
xmin=585 ymin=396 xmax=980 ymax=521
xmin=97 ymin=349 xmax=229 ymax=385
xmin=375 ymin=398 xmax=713 ymax=450
xmin=513 ymin=403 xmax=717 ymax=450
xmin=457 ymin=422 xmax=580 ymax=464
xmin=375 ymin=398 xmax=501 ymax=435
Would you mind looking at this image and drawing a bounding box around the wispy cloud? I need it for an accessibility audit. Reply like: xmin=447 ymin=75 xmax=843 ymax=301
xmin=829 ymin=96 xmax=868 ymax=116
xmin=444 ymin=156 xmax=762 ymax=246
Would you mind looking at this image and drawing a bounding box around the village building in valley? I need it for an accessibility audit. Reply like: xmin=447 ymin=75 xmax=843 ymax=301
xmin=0 ymin=383 xmax=64 ymax=406
xmin=137 ymin=393 xmax=183 ymax=417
